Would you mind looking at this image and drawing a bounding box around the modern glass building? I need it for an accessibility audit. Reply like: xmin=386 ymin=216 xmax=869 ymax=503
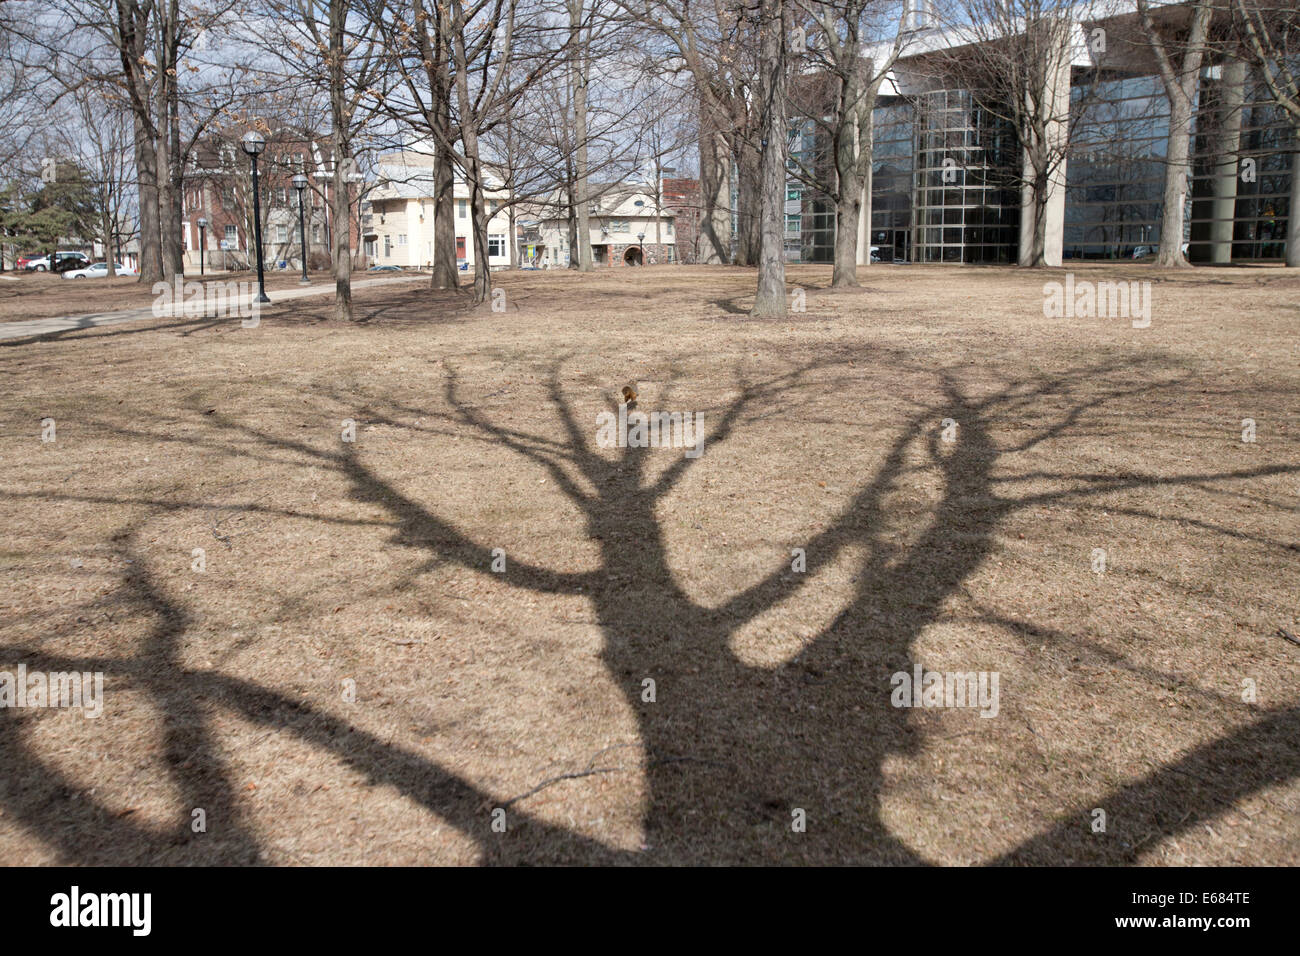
xmin=777 ymin=1 xmax=1295 ymax=266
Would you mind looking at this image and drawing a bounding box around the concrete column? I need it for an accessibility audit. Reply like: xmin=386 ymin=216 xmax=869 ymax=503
xmin=1018 ymin=24 xmax=1071 ymax=267
xmin=1210 ymin=58 xmax=1246 ymax=264
xmin=1289 ymin=150 xmax=1300 ymax=267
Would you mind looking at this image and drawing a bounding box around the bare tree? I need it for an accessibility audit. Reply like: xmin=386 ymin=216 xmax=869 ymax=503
xmin=1230 ymin=0 xmax=1300 ymax=266
xmin=751 ymin=0 xmax=787 ymax=316
xmin=618 ymin=0 xmax=770 ymax=265
xmin=23 ymin=0 xmax=256 ymax=283
xmin=376 ymin=0 xmax=567 ymax=305
xmin=935 ymin=0 xmax=1078 ymax=269
xmin=1136 ymin=0 xmax=1215 ymax=267
xmin=793 ymin=0 xmax=909 ymax=286
xmin=260 ymin=0 xmax=387 ymax=319
xmin=59 ymin=84 xmax=138 ymax=278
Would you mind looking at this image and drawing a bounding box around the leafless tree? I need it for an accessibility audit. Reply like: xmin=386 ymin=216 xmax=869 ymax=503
xmin=617 ymin=0 xmax=772 ymax=266
xmin=751 ymin=0 xmax=787 ymax=316
xmin=1230 ymin=0 xmax=1300 ymax=266
xmin=791 ymin=0 xmax=909 ymax=287
xmin=56 ymin=84 xmax=139 ymax=278
xmin=934 ymin=0 xmax=1078 ymax=269
xmin=255 ymin=0 xmax=387 ymax=319
xmin=24 ymin=0 xmax=259 ymax=283
xmin=1135 ymin=0 xmax=1215 ymax=267
xmin=374 ymin=0 xmax=568 ymax=305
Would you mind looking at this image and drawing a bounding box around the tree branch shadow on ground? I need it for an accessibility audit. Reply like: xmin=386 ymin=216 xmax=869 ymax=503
xmin=2 ymin=353 xmax=1297 ymax=864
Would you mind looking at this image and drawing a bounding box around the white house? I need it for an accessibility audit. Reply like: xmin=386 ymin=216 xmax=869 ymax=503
xmin=364 ymin=150 xmax=513 ymax=271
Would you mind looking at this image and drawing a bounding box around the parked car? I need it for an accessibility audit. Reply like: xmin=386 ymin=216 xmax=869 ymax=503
xmin=368 ymin=264 xmax=402 ymax=272
xmin=15 ymin=253 xmax=40 ymax=270
xmin=62 ymin=261 xmax=138 ymax=279
xmin=25 ymin=251 xmax=91 ymax=273
xmin=1131 ymin=242 xmax=1190 ymax=260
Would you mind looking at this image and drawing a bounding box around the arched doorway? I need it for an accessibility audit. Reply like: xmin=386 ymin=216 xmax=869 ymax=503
xmin=623 ymin=246 xmax=643 ymax=266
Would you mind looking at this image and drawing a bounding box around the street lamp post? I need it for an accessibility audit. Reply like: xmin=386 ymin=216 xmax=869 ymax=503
xmin=240 ymin=130 xmax=271 ymax=304
xmin=196 ymin=217 xmax=207 ymax=277
xmin=292 ymin=172 xmax=310 ymax=285
xmin=637 ymin=232 xmax=645 ymax=266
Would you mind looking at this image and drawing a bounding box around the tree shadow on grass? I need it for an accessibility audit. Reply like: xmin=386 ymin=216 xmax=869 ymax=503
xmin=2 ymin=353 xmax=1297 ymax=864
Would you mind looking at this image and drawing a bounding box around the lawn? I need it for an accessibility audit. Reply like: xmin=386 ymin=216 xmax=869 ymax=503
xmin=0 ymin=262 xmax=1296 ymax=865
xmin=0 ymin=268 xmax=416 ymax=324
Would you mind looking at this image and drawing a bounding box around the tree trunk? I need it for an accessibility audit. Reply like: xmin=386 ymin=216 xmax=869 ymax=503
xmin=102 ymin=203 xmax=117 ymax=278
xmin=329 ymin=0 xmax=354 ymax=319
xmin=570 ymin=0 xmax=591 ymax=272
xmin=449 ymin=5 xmax=490 ymax=305
xmin=831 ymin=90 xmax=865 ymax=287
xmin=735 ymin=138 xmax=761 ymax=266
xmin=698 ymin=96 xmax=731 ymax=264
xmin=134 ymin=117 xmax=164 ymax=283
xmin=1158 ymin=93 xmax=1193 ymax=268
xmin=750 ymin=0 xmax=786 ymax=318
xmin=508 ymin=203 xmax=518 ymax=269
xmin=832 ymin=183 xmax=861 ymax=287
xmin=1139 ymin=0 xmax=1211 ymax=268
xmin=420 ymin=0 xmax=457 ymax=289
xmin=432 ymin=144 xmax=457 ymax=287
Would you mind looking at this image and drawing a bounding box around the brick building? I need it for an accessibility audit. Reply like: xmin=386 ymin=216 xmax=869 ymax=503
xmin=661 ymin=177 xmax=703 ymax=264
xmin=181 ymin=128 xmax=364 ymax=273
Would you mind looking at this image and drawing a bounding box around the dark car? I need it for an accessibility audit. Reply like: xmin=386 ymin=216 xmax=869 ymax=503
xmin=25 ymin=251 xmax=92 ymax=273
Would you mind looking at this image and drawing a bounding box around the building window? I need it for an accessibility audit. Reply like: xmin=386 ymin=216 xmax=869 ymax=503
xmin=665 ymin=221 xmax=673 ymax=235
xmin=397 ymin=234 xmax=407 ymax=245
xmin=488 ymin=235 xmax=506 ymax=257
xmin=222 ymin=187 xmax=235 ymax=207
xmin=458 ymin=199 xmax=467 ymax=219
xmin=312 ymin=224 xmax=321 ymax=242
xmin=276 ymin=224 xmax=288 ymax=243
xmin=224 ymin=225 xmax=237 ymax=242
xmin=275 ymin=187 xmax=287 ymax=206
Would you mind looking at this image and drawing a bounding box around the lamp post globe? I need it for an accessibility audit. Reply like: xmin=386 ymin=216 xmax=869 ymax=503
xmin=291 ymin=173 xmax=310 ymax=285
xmin=241 ymin=130 xmax=271 ymax=303
xmin=196 ymin=217 xmax=208 ymax=277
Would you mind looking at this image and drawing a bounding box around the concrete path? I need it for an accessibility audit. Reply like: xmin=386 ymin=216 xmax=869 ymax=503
xmin=0 ymin=274 xmax=427 ymax=342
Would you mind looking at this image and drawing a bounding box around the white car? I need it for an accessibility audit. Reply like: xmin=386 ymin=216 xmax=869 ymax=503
xmin=63 ymin=262 xmax=138 ymax=279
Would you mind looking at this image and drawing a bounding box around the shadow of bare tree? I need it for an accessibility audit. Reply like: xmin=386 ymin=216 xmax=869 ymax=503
xmin=1 ymin=352 xmax=1296 ymax=864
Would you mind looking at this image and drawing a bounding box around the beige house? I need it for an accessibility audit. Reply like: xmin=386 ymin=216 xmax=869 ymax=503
xmin=363 ymin=150 xmax=513 ymax=270
xmin=535 ymin=184 xmax=676 ymax=267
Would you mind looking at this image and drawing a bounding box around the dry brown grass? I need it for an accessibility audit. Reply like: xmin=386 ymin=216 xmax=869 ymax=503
xmin=0 ymin=262 xmax=1297 ymax=865
xmin=0 ymin=269 xmax=414 ymax=324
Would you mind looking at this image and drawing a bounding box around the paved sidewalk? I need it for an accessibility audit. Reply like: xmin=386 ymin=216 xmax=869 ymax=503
xmin=0 ymin=274 xmax=426 ymax=342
